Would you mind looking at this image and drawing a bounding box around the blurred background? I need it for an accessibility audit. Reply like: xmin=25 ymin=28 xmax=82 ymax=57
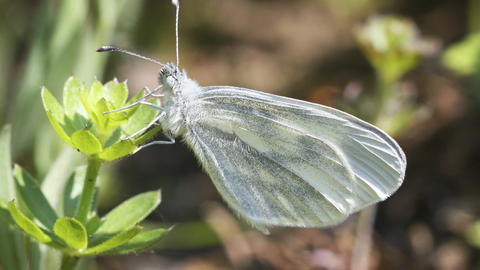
xmin=1 ymin=0 xmax=480 ymax=269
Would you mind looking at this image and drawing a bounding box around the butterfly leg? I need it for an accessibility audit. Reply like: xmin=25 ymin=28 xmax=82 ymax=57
xmin=104 ymin=101 xmax=165 ymax=114
xmin=143 ymin=85 xmax=164 ymax=98
xmin=133 ymin=130 xmax=175 ymax=153
xmin=123 ymin=111 xmax=166 ymax=141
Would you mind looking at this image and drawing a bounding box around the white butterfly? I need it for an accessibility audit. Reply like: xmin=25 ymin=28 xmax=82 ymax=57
xmin=98 ymin=0 xmax=406 ymax=233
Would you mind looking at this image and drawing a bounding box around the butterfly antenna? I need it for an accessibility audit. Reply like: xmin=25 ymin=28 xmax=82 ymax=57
xmin=96 ymin=46 xmax=164 ymax=66
xmin=172 ymin=0 xmax=180 ymax=67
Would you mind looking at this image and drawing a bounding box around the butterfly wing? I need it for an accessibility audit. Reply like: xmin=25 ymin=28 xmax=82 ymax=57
xmin=181 ymin=86 xmax=406 ymax=232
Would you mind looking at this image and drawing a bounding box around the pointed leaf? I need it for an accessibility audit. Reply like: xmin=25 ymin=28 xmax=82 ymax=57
xmin=45 ymin=111 xmax=75 ymax=148
xmin=8 ymin=201 xmax=52 ymax=244
xmin=41 ymin=87 xmax=65 ymax=124
xmin=153 ymin=221 xmax=221 ymax=250
xmin=102 ymin=228 xmax=169 ymax=255
xmin=122 ymin=98 xmax=161 ymax=136
xmin=54 ymin=217 xmax=87 ymax=250
xmin=95 ymin=98 xmax=129 ymax=133
xmin=95 ymin=98 xmax=112 ymax=131
xmin=42 ymin=87 xmax=77 ymax=135
xmin=0 ymin=125 xmax=27 ymax=270
xmin=71 ymin=129 xmax=102 ymax=155
xmin=62 ymin=166 xmax=87 ymax=217
xmin=80 ymin=225 xmax=142 ymax=256
xmin=90 ymin=80 xmax=107 ymax=106
xmin=41 ymin=147 xmax=77 ymax=215
xmin=85 ymin=215 xmax=100 ymax=234
xmin=109 ymin=111 xmax=129 ymax=123
xmin=96 ymin=191 xmax=160 ymax=234
xmin=63 ymin=76 xmax=83 ymax=116
xmin=104 ymin=128 xmax=121 ymax=149
xmin=98 ymin=140 xmax=137 ymax=161
xmin=13 ymin=166 xmax=58 ymax=230
xmin=124 ymin=90 xmax=145 ymax=118
xmin=90 ymin=191 xmax=160 ymax=246
xmin=102 ymin=80 xmax=128 ymax=109
xmin=63 ymin=76 xmax=89 ymax=130
xmin=0 ymin=125 xmax=14 ymax=203
xmin=78 ymin=84 xmax=99 ymax=125
xmin=134 ymin=125 xmax=163 ymax=145
xmin=0 ymin=199 xmax=16 ymax=225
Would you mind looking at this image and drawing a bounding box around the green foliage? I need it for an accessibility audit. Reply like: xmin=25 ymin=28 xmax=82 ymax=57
xmin=0 ymin=156 xmax=168 ymax=257
xmin=352 ymin=15 xmax=438 ymax=135
xmin=6 ymin=0 xmax=146 ymax=160
xmin=354 ymin=15 xmax=438 ymax=83
xmin=466 ymin=220 xmax=480 ymax=248
xmin=41 ymin=77 xmax=160 ymax=161
xmin=0 ymin=108 xmax=169 ymax=270
xmin=442 ymin=31 xmax=480 ymax=76
xmin=54 ymin=217 xmax=88 ymax=251
xmin=0 ymin=125 xmax=28 ymax=270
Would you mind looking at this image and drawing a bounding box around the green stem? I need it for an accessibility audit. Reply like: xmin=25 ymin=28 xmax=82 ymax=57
xmin=372 ymin=73 xmax=394 ymax=125
xmin=60 ymin=254 xmax=79 ymax=270
xmin=75 ymin=156 xmax=102 ymax=225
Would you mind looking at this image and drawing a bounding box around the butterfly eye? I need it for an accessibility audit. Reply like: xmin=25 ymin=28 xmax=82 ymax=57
xmin=165 ymin=76 xmax=176 ymax=88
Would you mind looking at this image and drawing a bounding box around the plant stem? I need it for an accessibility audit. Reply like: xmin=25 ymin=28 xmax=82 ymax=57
xmin=372 ymin=74 xmax=394 ymax=125
xmin=75 ymin=156 xmax=102 ymax=225
xmin=60 ymin=254 xmax=79 ymax=270
xmin=351 ymin=71 xmax=394 ymax=270
xmin=350 ymin=205 xmax=377 ymax=270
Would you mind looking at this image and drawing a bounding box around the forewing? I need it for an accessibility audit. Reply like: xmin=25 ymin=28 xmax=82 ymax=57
xmin=182 ymin=86 xmax=406 ymax=231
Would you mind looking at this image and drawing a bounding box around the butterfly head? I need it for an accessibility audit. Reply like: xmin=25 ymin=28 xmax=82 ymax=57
xmin=159 ymin=63 xmax=182 ymax=90
xmin=158 ymin=62 xmax=201 ymax=97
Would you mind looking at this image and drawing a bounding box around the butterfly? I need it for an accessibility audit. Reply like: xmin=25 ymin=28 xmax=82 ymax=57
xmin=97 ymin=0 xmax=406 ymax=233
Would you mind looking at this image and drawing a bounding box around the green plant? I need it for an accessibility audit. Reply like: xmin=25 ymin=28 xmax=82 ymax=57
xmin=0 ymin=78 xmax=170 ymax=270
xmin=353 ymin=14 xmax=438 ymax=135
xmin=349 ymin=15 xmax=438 ymax=270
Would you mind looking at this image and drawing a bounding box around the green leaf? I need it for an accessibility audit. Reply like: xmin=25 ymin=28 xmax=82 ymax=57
xmin=54 ymin=217 xmax=87 ymax=250
xmin=78 ymin=84 xmax=99 ymax=125
xmin=104 ymin=128 xmax=121 ymax=149
xmin=79 ymin=225 xmax=142 ymax=256
xmin=0 ymin=199 xmax=16 ymax=226
xmin=98 ymin=140 xmax=137 ymax=161
xmin=91 ymin=191 xmax=160 ymax=245
xmin=0 ymin=125 xmax=14 ymax=203
xmin=13 ymin=166 xmax=58 ymax=230
xmin=8 ymin=201 xmax=52 ymax=244
xmin=109 ymin=111 xmax=129 ymax=123
xmin=85 ymin=215 xmax=100 ymax=234
xmin=71 ymin=129 xmax=102 ymax=155
xmin=122 ymin=98 xmax=161 ymax=137
xmin=62 ymin=166 xmax=88 ymax=218
xmin=153 ymin=221 xmax=221 ymax=250
xmin=0 ymin=125 xmax=27 ymax=270
xmin=45 ymin=111 xmax=75 ymax=148
xmin=63 ymin=76 xmax=89 ymax=130
xmin=41 ymin=87 xmax=65 ymax=125
xmin=90 ymin=80 xmax=107 ymax=106
xmin=105 ymin=80 xmax=128 ymax=109
xmin=134 ymin=124 xmax=163 ymax=145
xmin=102 ymin=228 xmax=169 ymax=255
xmin=42 ymin=87 xmax=77 ymax=136
xmin=63 ymin=76 xmax=83 ymax=116
xmin=96 ymin=99 xmax=129 ymax=133
xmin=442 ymin=31 xmax=480 ymax=75
xmin=94 ymin=98 xmax=111 ymax=131
xmin=124 ymin=90 xmax=145 ymax=118
xmin=41 ymin=147 xmax=78 ymax=215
